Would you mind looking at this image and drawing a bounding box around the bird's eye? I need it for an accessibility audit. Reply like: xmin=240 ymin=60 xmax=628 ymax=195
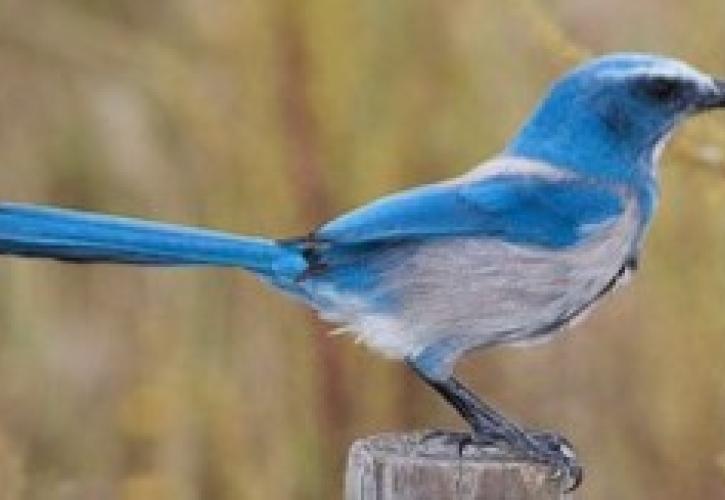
xmin=642 ymin=77 xmax=681 ymax=102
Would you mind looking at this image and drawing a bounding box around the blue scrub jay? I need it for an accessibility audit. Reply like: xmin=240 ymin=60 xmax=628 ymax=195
xmin=0 ymin=53 xmax=723 ymax=489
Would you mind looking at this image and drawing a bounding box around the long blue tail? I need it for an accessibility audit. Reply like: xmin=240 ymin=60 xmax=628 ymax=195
xmin=0 ymin=202 xmax=307 ymax=282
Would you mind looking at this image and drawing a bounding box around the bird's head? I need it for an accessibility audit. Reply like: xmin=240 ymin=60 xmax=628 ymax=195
xmin=507 ymin=53 xmax=725 ymax=183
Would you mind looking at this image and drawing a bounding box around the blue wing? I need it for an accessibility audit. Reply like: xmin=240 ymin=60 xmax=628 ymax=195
xmin=317 ymin=174 xmax=624 ymax=249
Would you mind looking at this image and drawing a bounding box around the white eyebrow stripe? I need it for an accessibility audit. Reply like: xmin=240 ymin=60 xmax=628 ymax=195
xmin=598 ymin=61 xmax=716 ymax=91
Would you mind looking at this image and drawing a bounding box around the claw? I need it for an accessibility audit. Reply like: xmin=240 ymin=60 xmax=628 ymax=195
xmin=453 ymin=433 xmax=473 ymax=456
xmin=565 ymin=464 xmax=584 ymax=492
xmin=418 ymin=430 xmax=474 ymax=456
xmin=418 ymin=428 xmax=447 ymax=443
xmin=458 ymin=428 xmax=513 ymax=456
xmin=525 ymin=430 xmax=584 ymax=492
xmin=418 ymin=429 xmax=505 ymax=457
xmin=418 ymin=428 xmax=583 ymax=492
xmin=419 ymin=429 xmax=466 ymax=445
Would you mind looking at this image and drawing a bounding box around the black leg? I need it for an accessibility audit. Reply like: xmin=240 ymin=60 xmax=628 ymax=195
xmin=409 ymin=360 xmax=537 ymax=450
xmin=407 ymin=358 xmax=583 ymax=492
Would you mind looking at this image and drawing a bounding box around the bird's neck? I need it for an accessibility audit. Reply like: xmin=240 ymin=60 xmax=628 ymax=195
xmin=505 ymin=96 xmax=666 ymax=186
xmin=506 ymin=132 xmax=657 ymax=187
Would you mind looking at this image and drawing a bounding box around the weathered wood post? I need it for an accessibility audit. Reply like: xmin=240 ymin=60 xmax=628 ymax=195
xmin=345 ymin=432 xmax=575 ymax=500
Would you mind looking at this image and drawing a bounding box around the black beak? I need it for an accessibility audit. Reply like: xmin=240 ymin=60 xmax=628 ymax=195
xmin=695 ymin=78 xmax=725 ymax=111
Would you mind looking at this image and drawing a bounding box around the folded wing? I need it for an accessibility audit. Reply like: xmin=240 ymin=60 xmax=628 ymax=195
xmin=317 ymin=172 xmax=624 ymax=249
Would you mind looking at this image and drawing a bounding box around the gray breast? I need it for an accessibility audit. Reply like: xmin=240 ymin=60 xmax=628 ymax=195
xmin=395 ymin=199 xmax=639 ymax=351
xmin=329 ymin=197 xmax=641 ymax=361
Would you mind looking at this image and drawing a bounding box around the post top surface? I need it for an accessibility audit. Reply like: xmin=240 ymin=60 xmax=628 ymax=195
xmin=351 ymin=430 xmax=548 ymax=468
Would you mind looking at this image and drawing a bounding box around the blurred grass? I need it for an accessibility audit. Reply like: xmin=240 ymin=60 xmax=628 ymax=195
xmin=0 ymin=0 xmax=724 ymax=499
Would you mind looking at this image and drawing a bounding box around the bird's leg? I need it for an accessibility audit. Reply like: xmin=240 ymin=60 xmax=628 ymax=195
xmin=413 ymin=365 xmax=537 ymax=451
xmin=407 ymin=358 xmax=583 ymax=491
xmin=415 ymin=377 xmax=509 ymax=452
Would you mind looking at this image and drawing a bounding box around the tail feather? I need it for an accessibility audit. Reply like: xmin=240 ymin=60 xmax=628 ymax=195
xmin=0 ymin=202 xmax=307 ymax=280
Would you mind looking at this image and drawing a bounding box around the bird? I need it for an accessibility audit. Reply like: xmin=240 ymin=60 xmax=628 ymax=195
xmin=0 ymin=53 xmax=723 ymax=490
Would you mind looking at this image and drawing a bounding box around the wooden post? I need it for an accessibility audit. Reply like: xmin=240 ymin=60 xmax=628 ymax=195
xmin=345 ymin=432 xmax=575 ymax=500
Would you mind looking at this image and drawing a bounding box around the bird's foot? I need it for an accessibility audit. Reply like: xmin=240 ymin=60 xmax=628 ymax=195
xmin=418 ymin=427 xmax=582 ymax=491
xmin=420 ymin=427 xmax=541 ymax=459
xmin=465 ymin=426 xmax=582 ymax=492
xmin=418 ymin=429 xmax=501 ymax=456
xmin=419 ymin=428 xmax=464 ymax=445
xmin=522 ymin=430 xmax=583 ymax=492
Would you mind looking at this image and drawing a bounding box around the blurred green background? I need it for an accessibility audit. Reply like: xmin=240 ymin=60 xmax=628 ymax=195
xmin=0 ymin=0 xmax=724 ymax=499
